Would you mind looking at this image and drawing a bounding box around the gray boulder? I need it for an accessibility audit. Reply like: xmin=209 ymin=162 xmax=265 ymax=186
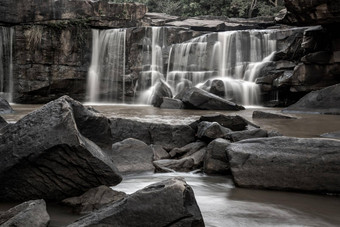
xmin=0 ymin=199 xmax=50 ymax=227
xmin=67 ymin=178 xmax=204 ymax=227
xmin=199 ymin=114 xmax=250 ymax=131
xmin=160 ymin=97 xmax=184 ymax=109
xmin=252 ymin=110 xmax=297 ymax=119
xmin=204 ymin=138 xmax=231 ymax=174
xmin=151 ymin=145 xmax=170 ymax=161
xmin=226 ymin=129 xmax=268 ymax=142
xmin=197 ymin=121 xmax=231 ymax=140
xmin=0 ymin=96 xmax=122 ymax=201
xmin=283 ymin=84 xmax=340 ymax=114
xmin=0 ymin=116 xmax=7 ymax=130
xmin=180 ymin=87 xmax=245 ymax=110
xmin=110 ymin=138 xmax=155 ymax=174
xmin=0 ymin=98 xmax=13 ymax=114
xmin=62 ymin=186 xmax=126 ymax=214
xmin=150 ymin=80 xmax=173 ymax=107
xmin=169 ymin=141 xmax=207 ymax=158
xmin=227 ymin=137 xmax=340 ymax=193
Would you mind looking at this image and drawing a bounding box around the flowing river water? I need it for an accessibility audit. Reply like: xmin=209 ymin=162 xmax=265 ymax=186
xmin=1 ymin=104 xmax=340 ymax=226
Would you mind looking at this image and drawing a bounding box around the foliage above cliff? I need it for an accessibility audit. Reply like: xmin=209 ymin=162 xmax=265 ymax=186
xmin=110 ymin=0 xmax=284 ymax=18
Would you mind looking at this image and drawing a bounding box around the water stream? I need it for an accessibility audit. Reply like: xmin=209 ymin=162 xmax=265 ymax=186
xmin=0 ymin=26 xmax=13 ymax=102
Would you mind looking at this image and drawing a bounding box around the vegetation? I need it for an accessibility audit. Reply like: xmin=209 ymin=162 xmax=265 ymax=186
xmin=109 ymin=0 xmax=284 ymax=18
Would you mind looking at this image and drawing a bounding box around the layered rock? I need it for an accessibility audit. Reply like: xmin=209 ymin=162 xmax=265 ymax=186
xmin=227 ymin=137 xmax=340 ymax=193
xmin=0 ymin=200 xmax=50 ymax=227
xmin=67 ymin=178 xmax=204 ymax=227
xmin=0 ymin=96 xmax=122 ymax=201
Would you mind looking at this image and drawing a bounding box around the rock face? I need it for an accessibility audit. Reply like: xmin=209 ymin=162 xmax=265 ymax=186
xmin=252 ymin=110 xmax=297 ymax=119
xmin=204 ymin=139 xmax=230 ymax=174
xmin=0 ymin=97 xmax=13 ymax=114
xmin=0 ymin=199 xmax=50 ymax=227
xmin=227 ymin=137 xmax=340 ymax=193
xmin=0 ymin=96 xmax=122 ymax=201
xmin=283 ymin=84 xmax=340 ymax=114
xmin=110 ymin=138 xmax=155 ymax=174
xmin=179 ymin=87 xmax=245 ymax=110
xmin=67 ymin=178 xmax=205 ymax=227
xmin=62 ymin=186 xmax=126 ymax=214
xmin=110 ymin=118 xmax=195 ymax=150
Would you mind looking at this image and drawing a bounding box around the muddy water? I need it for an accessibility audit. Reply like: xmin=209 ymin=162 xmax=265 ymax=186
xmin=1 ymin=104 xmax=340 ymax=226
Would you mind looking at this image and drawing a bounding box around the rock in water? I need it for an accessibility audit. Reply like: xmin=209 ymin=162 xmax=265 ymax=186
xmin=62 ymin=186 xmax=126 ymax=214
xmin=110 ymin=138 xmax=155 ymax=174
xmin=67 ymin=178 xmax=205 ymax=227
xmin=0 ymin=199 xmax=50 ymax=227
xmin=204 ymin=138 xmax=231 ymax=174
xmin=252 ymin=111 xmax=297 ymax=119
xmin=227 ymin=137 xmax=340 ymax=193
xmin=283 ymin=84 xmax=340 ymax=114
xmin=199 ymin=114 xmax=250 ymax=131
xmin=180 ymin=87 xmax=245 ymax=110
xmin=197 ymin=121 xmax=231 ymax=140
xmin=0 ymin=96 xmax=122 ymax=201
xmin=0 ymin=97 xmax=13 ymax=114
xmin=0 ymin=115 xmax=7 ymax=130
xmin=150 ymin=80 xmax=173 ymax=107
xmin=160 ymin=97 xmax=184 ymax=109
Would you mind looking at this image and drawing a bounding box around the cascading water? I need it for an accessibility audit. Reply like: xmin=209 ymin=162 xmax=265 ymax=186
xmin=87 ymin=28 xmax=126 ymax=103
xmin=166 ymin=30 xmax=277 ymax=105
xmin=0 ymin=26 xmax=14 ymax=102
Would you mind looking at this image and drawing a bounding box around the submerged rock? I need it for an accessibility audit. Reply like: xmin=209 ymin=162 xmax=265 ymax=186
xmin=252 ymin=110 xmax=297 ymax=119
xmin=110 ymin=138 xmax=155 ymax=174
xmin=204 ymin=138 xmax=231 ymax=174
xmin=227 ymin=137 xmax=340 ymax=193
xmin=67 ymin=178 xmax=204 ymax=227
xmin=0 ymin=96 xmax=122 ymax=201
xmin=0 ymin=97 xmax=13 ymax=114
xmin=62 ymin=186 xmax=126 ymax=214
xmin=0 ymin=199 xmax=50 ymax=227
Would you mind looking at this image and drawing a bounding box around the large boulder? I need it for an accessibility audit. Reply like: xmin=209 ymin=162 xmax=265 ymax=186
xmin=62 ymin=186 xmax=126 ymax=214
xmin=110 ymin=118 xmax=195 ymax=150
xmin=0 ymin=97 xmax=13 ymax=114
xmin=204 ymin=138 xmax=230 ymax=174
xmin=283 ymin=84 xmax=340 ymax=114
xmin=197 ymin=121 xmax=231 ymax=141
xmin=109 ymin=138 xmax=155 ymax=174
xmin=199 ymin=114 xmax=251 ymax=131
xmin=0 ymin=96 xmax=122 ymax=201
xmin=179 ymin=87 xmax=245 ymax=110
xmin=227 ymin=137 xmax=340 ymax=193
xmin=0 ymin=200 xmax=50 ymax=227
xmin=150 ymin=80 xmax=173 ymax=107
xmin=67 ymin=178 xmax=205 ymax=227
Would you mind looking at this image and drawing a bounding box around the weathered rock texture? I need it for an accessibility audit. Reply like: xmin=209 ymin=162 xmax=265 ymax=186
xmin=0 ymin=199 xmax=50 ymax=227
xmin=0 ymin=97 xmax=13 ymax=114
xmin=204 ymin=138 xmax=230 ymax=174
xmin=0 ymin=96 xmax=122 ymax=201
xmin=227 ymin=137 xmax=340 ymax=193
xmin=67 ymin=178 xmax=205 ymax=227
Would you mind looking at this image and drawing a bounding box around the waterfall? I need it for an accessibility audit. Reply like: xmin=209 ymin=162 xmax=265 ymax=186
xmin=166 ymin=30 xmax=277 ymax=105
xmin=0 ymin=26 xmax=14 ymax=102
xmin=87 ymin=28 xmax=126 ymax=103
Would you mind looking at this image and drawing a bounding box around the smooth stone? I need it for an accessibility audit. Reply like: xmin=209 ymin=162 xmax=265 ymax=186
xmin=204 ymin=138 xmax=231 ymax=174
xmin=160 ymin=97 xmax=184 ymax=109
xmin=151 ymin=144 xmax=170 ymax=161
xmin=252 ymin=110 xmax=297 ymax=119
xmin=150 ymin=80 xmax=173 ymax=108
xmin=169 ymin=141 xmax=207 ymax=158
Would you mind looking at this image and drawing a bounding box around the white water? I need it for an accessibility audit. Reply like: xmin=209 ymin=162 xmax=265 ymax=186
xmin=0 ymin=26 xmax=13 ymax=102
xmin=87 ymin=29 xmax=126 ymax=103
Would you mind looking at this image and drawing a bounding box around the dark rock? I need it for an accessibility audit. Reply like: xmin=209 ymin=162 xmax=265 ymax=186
xmin=110 ymin=138 xmax=155 ymax=174
xmin=0 ymin=97 xmax=13 ymax=114
xmin=209 ymin=79 xmax=225 ymax=97
xmin=0 ymin=116 xmax=7 ymax=130
xmin=169 ymin=141 xmax=207 ymax=158
xmin=62 ymin=186 xmax=126 ymax=214
xmin=301 ymin=51 xmax=333 ymax=64
xmin=227 ymin=136 xmax=340 ymax=193
xmin=160 ymin=97 xmax=184 ymax=109
xmin=180 ymin=87 xmax=245 ymax=111
xmin=320 ymin=131 xmax=340 ymax=139
xmin=166 ymin=18 xmax=226 ymax=32
xmin=199 ymin=114 xmax=249 ymax=131
xmin=110 ymin=118 xmax=195 ymax=150
xmin=204 ymin=138 xmax=230 ymax=175
xmin=0 ymin=96 xmax=122 ymax=201
xmin=252 ymin=111 xmax=297 ymax=119
xmin=226 ymin=129 xmax=268 ymax=142
xmin=150 ymin=80 xmax=173 ymax=107
xmin=0 ymin=199 xmax=49 ymax=227
xmin=67 ymin=178 xmax=204 ymax=227
xmin=197 ymin=121 xmax=231 ymax=141
xmin=283 ymin=84 xmax=340 ymax=114
xmin=151 ymin=145 xmax=170 ymax=161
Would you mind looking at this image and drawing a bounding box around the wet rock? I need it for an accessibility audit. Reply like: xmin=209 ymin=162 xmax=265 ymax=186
xmin=62 ymin=186 xmax=126 ymax=214
xmin=197 ymin=121 xmax=231 ymax=141
xmin=160 ymin=97 xmax=184 ymax=109
xmin=320 ymin=131 xmax=340 ymax=139
xmin=67 ymin=178 xmax=204 ymax=227
xmin=226 ymin=129 xmax=268 ymax=142
xmin=283 ymin=84 xmax=340 ymax=114
xmin=110 ymin=138 xmax=155 ymax=174
xmin=267 ymin=130 xmax=283 ymax=137
xmin=0 ymin=97 xmax=13 ymax=114
xmin=150 ymin=80 xmax=173 ymax=107
xmin=151 ymin=145 xmax=170 ymax=161
xmin=169 ymin=141 xmax=207 ymax=158
xmin=0 ymin=96 xmax=122 ymax=201
xmin=0 ymin=116 xmax=7 ymax=130
xmin=166 ymin=18 xmax=226 ymax=32
xmin=180 ymin=87 xmax=245 ymax=111
xmin=199 ymin=114 xmax=250 ymax=131
xmin=209 ymin=79 xmax=225 ymax=97
xmin=252 ymin=111 xmax=297 ymax=119
xmin=204 ymin=139 xmax=231 ymax=174
xmin=0 ymin=199 xmax=50 ymax=227
xmin=110 ymin=118 xmax=195 ymax=150
xmin=227 ymin=137 xmax=340 ymax=193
